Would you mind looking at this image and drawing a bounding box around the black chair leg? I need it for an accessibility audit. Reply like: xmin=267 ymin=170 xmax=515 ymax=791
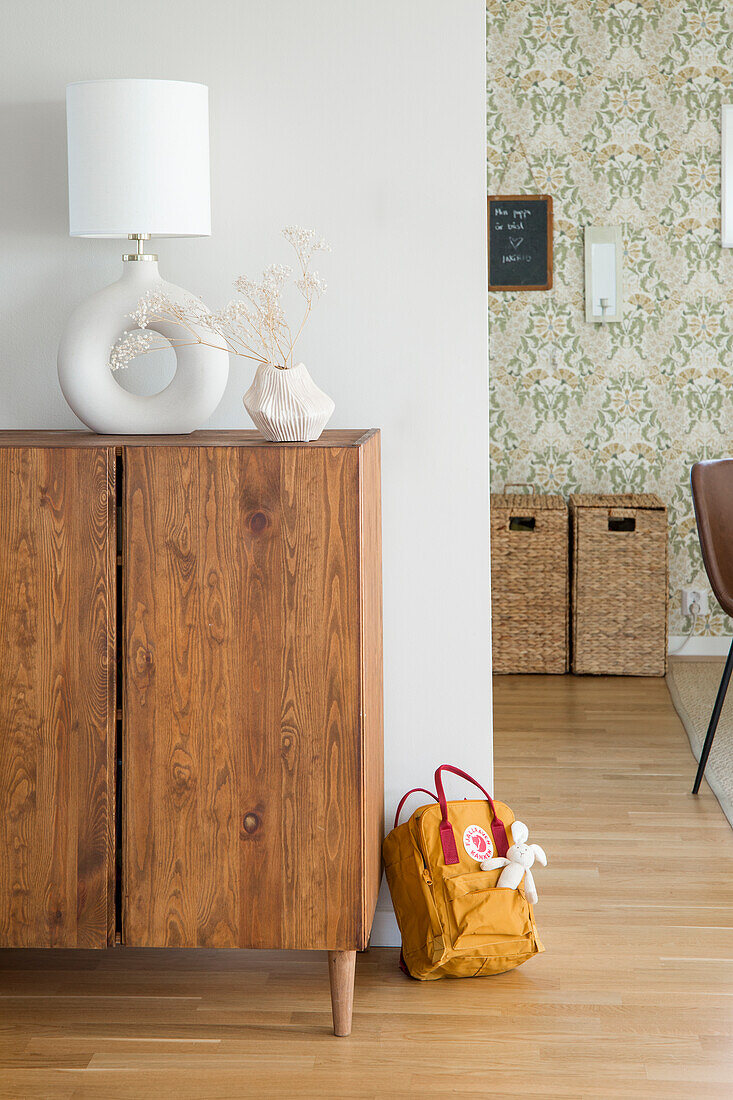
xmin=692 ymin=637 xmax=733 ymax=793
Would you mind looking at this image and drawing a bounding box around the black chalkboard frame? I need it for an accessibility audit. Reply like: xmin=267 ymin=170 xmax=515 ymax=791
xmin=487 ymin=194 xmax=553 ymax=292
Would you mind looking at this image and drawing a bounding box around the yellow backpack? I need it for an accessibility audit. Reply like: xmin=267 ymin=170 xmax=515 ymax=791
xmin=383 ymin=764 xmax=544 ymax=979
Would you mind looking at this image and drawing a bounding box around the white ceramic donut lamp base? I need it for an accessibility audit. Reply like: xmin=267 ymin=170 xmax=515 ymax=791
xmin=58 ymin=260 xmax=228 ymax=435
xmin=243 ymin=360 xmax=335 ymax=443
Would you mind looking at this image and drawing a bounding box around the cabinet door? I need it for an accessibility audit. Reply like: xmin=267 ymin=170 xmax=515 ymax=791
xmin=123 ymin=445 xmax=364 ymax=949
xmin=0 ymin=447 xmax=116 ymax=947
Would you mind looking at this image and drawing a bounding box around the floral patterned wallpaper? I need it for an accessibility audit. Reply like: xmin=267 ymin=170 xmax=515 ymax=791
xmin=487 ymin=0 xmax=733 ymax=636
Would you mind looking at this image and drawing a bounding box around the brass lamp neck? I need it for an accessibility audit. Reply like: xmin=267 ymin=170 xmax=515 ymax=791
xmin=123 ymin=233 xmax=158 ymax=262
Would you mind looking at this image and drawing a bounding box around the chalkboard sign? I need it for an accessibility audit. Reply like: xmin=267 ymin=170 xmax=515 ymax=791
xmin=488 ymin=195 xmax=553 ymax=291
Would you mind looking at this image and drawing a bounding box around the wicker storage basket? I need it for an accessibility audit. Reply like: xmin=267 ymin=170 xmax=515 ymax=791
xmin=490 ymin=488 xmax=568 ymax=673
xmin=570 ymin=494 xmax=668 ymax=676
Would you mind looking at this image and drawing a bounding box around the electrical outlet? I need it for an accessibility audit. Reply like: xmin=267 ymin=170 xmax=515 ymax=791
xmin=681 ymin=588 xmax=709 ymax=617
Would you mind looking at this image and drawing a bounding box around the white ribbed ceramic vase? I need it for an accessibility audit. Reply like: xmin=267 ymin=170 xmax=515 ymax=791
xmin=243 ymin=361 xmax=335 ymax=442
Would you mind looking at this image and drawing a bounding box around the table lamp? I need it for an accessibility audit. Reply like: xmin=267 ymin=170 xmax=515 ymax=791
xmin=58 ymin=78 xmax=228 ymax=434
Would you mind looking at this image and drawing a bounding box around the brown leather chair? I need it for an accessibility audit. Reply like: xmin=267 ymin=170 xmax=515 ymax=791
xmin=690 ymin=459 xmax=733 ymax=792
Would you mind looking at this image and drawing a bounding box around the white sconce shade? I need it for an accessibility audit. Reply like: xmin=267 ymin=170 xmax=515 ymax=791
xmin=66 ymin=78 xmax=211 ymax=237
xmin=584 ymin=226 xmax=623 ymax=323
xmin=722 ymin=105 xmax=733 ymax=248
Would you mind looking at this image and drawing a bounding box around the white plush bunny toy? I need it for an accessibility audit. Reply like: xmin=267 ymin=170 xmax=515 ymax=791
xmin=480 ymin=821 xmax=547 ymax=904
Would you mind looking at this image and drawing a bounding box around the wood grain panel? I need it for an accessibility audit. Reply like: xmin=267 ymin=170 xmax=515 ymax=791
xmin=123 ymin=443 xmax=378 ymax=950
xmin=234 ymin=448 xmax=284 ymax=948
xmin=0 ymin=430 xmax=378 ymax=450
xmin=279 ymin=447 xmax=361 ymax=949
xmin=0 ymin=447 xmax=115 ymax=948
xmin=358 ymin=432 xmax=384 ymax=938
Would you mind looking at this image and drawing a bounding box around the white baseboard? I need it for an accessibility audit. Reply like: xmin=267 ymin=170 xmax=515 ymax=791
xmin=370 ymin=907 xmax=400 ymax=947
xmin=669 ymin=635 xmax=732 ymax=657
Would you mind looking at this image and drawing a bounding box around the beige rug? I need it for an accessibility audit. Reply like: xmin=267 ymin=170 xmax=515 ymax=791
xmin=667 ymin=658 xmax=733 ymax=825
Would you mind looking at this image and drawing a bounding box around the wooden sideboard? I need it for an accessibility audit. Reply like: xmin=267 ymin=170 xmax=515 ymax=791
xmin=0 ymin=429 xmax=383 ymax=1037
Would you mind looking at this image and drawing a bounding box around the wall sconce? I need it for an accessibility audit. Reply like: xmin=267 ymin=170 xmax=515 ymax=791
xmin=584 ymin=226 xmax=623 ymax=323
xmin=722 ymin=105 xmax=733 ymax=247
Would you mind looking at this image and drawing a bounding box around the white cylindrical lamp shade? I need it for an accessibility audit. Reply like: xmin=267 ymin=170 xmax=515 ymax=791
xmin=66 ymin=78 xmax=211 ymax=237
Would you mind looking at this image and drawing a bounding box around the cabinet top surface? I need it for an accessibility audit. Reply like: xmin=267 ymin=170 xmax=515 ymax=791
xmin=0 ymin=429 xmax=379 ymax=449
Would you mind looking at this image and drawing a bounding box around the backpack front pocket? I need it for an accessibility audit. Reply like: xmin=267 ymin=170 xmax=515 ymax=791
xmin=444 ymin=872 xmax=532 ymax=952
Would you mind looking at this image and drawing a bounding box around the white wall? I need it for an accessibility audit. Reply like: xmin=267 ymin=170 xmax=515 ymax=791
xmin=1 ymin=0 xmax=490 ymax=945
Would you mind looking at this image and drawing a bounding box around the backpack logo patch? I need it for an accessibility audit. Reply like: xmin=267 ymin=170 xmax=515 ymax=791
xmin=463 ymin=825 xmax=493 ymax=862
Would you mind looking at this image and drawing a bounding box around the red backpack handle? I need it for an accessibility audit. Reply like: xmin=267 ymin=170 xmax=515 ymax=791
xmin=434 ymin=764 xmax=509 ymax=865
xmin=393 ymin=787 xmax=438 ymax=829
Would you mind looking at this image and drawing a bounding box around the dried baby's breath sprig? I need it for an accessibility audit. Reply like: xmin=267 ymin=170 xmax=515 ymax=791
xmin=109 ymin=329 xmax=164 ymax=371
xmin=109 ymin=226 xmax=330 ymax=372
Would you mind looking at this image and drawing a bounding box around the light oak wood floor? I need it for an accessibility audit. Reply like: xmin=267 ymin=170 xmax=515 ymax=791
xmin=2 ymin=674 xmax=732 ymax=1098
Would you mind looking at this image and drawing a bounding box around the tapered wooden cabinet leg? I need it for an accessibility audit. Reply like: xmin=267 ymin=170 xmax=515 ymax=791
xmin=328 ymin=950 xmax=356 ymax=1037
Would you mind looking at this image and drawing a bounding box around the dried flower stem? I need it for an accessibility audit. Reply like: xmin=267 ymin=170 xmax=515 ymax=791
xmin=109 ymin=226 xmax=331 ymax=375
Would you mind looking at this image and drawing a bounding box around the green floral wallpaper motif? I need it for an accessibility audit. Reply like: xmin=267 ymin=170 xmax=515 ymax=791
xmin=487 ymin=0 xmax=733 ymax=636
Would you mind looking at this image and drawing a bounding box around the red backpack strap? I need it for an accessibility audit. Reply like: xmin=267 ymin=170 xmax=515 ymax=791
xmin=398 ymin=948 xmax=413 ymax=977
xmin=393 ymin=787 xmax=438 ymax=829
xmin=434 ymin=764 xmax=509 ymax=865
